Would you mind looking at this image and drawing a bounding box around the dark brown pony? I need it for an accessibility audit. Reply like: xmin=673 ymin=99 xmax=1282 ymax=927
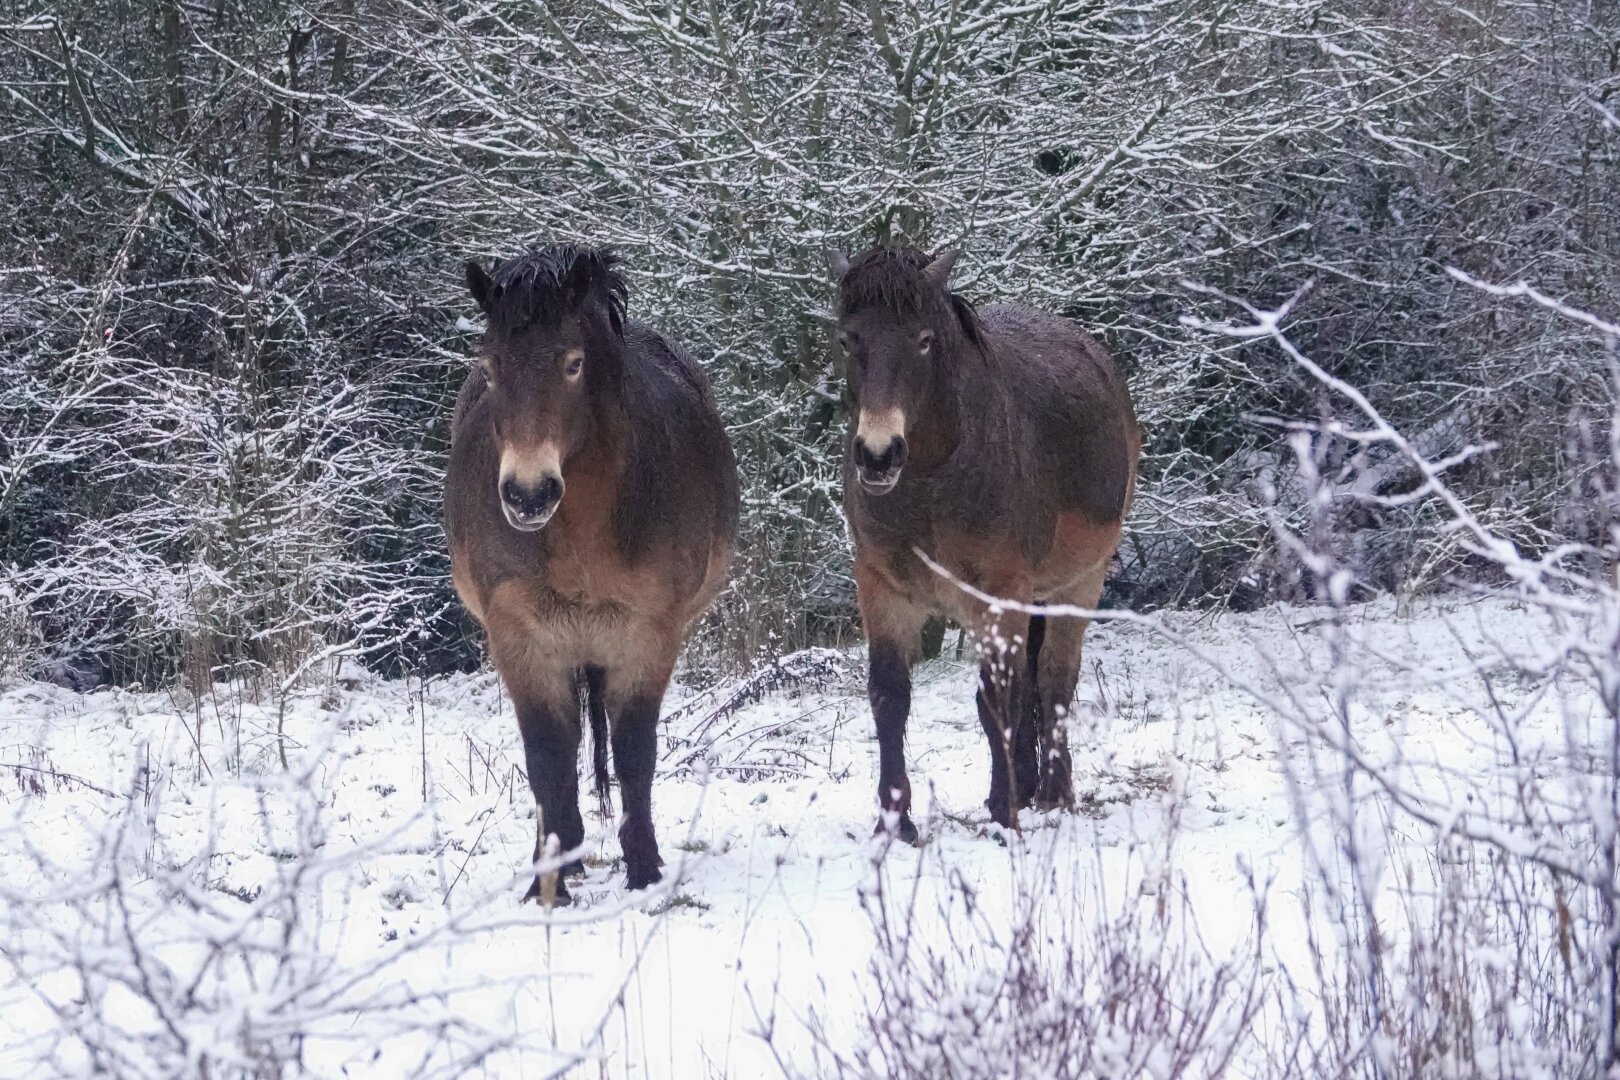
xmin=826 ymin=246 xmax=1139 ymax=839
xmin=446 ymin=245 xmax=738 ymax=902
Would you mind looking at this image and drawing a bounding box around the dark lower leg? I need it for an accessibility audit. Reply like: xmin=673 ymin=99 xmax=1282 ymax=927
xmin=1014 ymin=615 xmax=1046 ymax=805
xmin=976 ymin=615 xmax=1033 ymax=828
xmin=977 ymin=674 xmax=1017 ymax=827
xmin=611 ymin=696 xmax=663 ymax=889
xmin=870 ymin=638 xmax=918 ymax=843
xmin=1034 ymin=712 xmax=1075 ymax=810
xmin=516 ymin=702 xmax=584 ymax=903
xmin=1034 ymin=617 xmax=1087 ymax=811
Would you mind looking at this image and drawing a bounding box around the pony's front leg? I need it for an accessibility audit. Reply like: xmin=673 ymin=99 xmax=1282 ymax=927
xmin=855 ymin=559 xmax=928 ymax=844
xmin=498 ymin=662 xmax=585 ymax=905
xmin=483 ymin=590 xmax=588 ymax=903
xmin=604 ymin=653 xmax=676 ymax=890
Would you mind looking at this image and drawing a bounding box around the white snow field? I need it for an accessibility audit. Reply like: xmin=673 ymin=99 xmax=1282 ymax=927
xmin=0 ymin=594 xmax=1592 ymax=1077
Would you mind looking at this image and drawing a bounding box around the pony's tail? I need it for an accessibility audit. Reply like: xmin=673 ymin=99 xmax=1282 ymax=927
xmin=583 ymin=666 xmax=612 ymax=815
xmin=1025 ymin=612 xmax=1047 ymax=684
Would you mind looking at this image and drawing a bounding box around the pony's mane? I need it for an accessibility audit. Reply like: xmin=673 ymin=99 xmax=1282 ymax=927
xmin=836 ymin=246 xmax=983 ymax=344
xmin=481 ymin=244 xmax=628 ymax=336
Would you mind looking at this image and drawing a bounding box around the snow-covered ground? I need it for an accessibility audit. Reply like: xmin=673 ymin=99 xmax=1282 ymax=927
xmin=0 ymin=594 xmax=1582 ymax=1076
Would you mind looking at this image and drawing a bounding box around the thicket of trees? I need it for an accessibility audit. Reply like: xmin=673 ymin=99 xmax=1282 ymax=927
xmin=2 ymin=0 xmax=1616 ymax=687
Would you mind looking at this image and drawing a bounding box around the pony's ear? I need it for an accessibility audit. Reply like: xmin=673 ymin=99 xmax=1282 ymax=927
xmin=950 ymin=294 xmax=984 ymax=347
xmin=823 ymin=246 xmax=851 ymax=279
xmin=465 ymin=260 xmax=494 ymax=311
xmin=590 ymin=255 xmax=629 ymax=338
xmin=923 ymin=248 xmax=959 ymax=289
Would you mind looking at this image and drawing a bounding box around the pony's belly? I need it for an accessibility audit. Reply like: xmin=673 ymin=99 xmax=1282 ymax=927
xmin=862 ymin=509 xmax=1122 ymax=615
xmin=1031 ymin=511 xmax=1124 ymax=600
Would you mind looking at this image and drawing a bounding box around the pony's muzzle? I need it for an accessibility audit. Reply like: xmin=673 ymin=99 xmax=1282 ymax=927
xmin=854 ymin=433 xmax=907 ymax=495
xmin=500 ymin=474 xmax=563 ymax=531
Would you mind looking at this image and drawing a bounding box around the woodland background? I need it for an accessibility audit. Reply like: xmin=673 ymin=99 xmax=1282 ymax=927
xmin=2 ymin=0 xmax=1617 ymax=688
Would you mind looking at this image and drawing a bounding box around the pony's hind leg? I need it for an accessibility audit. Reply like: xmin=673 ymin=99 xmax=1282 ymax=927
xmin=1029 ymin=614 xmax=1087 ymax=811
xmin=604 ymin=653 xmax=677 ymax=890
xmin=1015 ymin=614 xmax=1046 ymax=806
xmin=1032 ymin=571 xmax=1107 ymax=811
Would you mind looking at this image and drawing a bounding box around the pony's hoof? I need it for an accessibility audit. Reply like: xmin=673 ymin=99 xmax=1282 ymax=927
xmin=620 ymin=818 xmax=662 ymax=890
xmin=873 ymin=813 xmax=921 ymax=846
xmin=985 ymin=796 xmax=1018 ymax=831
xmin=625 ymin=863 xmax=664 ymax=891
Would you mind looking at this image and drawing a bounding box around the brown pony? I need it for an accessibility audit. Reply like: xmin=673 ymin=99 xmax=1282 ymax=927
xmin=826 ymin=246 xmax=1139 ymax=839
xmin=446 ymin=245 xmax=738 ymax=902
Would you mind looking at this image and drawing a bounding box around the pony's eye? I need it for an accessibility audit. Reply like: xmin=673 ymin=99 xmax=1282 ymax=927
xmin=564 ymin=352 xmax=584 ymax=379
xmin=918 ymin=331 xmax=934 ymax=354
xmin=837 ymin=333 xmax=851 ymax=352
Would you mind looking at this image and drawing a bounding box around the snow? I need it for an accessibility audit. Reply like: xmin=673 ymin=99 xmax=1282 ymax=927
xmin=0 ymin=594 xmax=1583 ymax=1076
